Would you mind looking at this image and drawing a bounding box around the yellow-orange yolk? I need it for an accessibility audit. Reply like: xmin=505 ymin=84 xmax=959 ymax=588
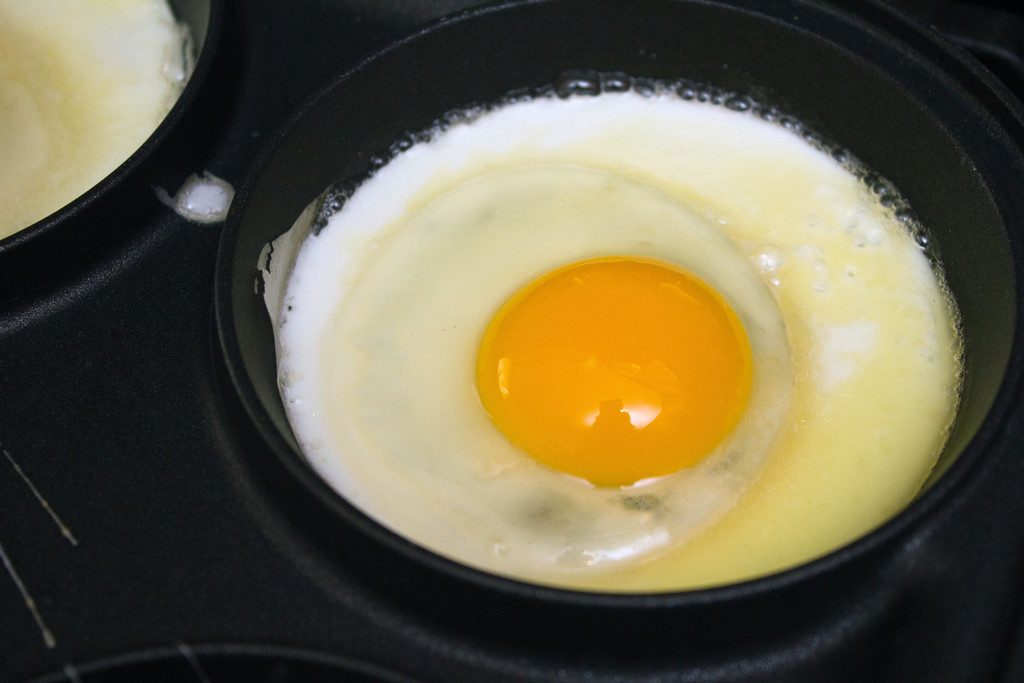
xmin=476 ymin=257 xmax=753 ymax=487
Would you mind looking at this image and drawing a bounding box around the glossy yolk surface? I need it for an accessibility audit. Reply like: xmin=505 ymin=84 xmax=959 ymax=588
xmin=476 ymin=257 xmax=753 ymax=487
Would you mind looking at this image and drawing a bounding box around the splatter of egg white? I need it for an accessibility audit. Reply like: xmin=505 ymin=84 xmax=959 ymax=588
xmin=157 ymin=171 xmax=235 ymax=224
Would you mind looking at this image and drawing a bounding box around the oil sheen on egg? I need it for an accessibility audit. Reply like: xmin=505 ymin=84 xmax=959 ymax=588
xmin=268 ymin=90 xmax=962 ymax=592
xmin=0 ymin=0 xmax=189 ymax=238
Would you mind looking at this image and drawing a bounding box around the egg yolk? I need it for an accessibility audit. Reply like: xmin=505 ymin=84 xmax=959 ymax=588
xmin=476 ymin=257 xmax=753 ymax=487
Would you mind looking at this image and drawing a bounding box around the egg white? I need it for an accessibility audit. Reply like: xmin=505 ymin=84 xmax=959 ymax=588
xmin=0 ymin=0 xmax=188 ymax=237
xmin=268 ymin=91 xmax=961 ymax=591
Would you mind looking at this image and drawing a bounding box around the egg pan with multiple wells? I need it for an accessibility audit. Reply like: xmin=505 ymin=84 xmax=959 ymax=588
xmin=3 ymin=0 xmax=1024 ymax=680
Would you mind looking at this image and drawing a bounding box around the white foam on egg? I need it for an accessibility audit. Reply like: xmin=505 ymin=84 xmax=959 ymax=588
xmin=269 ymin=91 xmax=962 ymax=591
xmin=815 ymin=321 xmax=879 ymax=392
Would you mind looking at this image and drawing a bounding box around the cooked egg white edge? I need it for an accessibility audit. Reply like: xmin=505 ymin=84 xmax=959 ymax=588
xmin=273 ymin=93 xmax=961 ymax=590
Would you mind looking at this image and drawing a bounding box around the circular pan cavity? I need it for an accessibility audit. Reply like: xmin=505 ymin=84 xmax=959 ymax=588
xmin=215 ymin=0 xmax=1023 ymax=653
xmin=0 ymin=0 xmax=224 ymax=307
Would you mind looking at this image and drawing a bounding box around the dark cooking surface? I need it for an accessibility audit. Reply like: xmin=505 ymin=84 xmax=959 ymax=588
xmin=1 ymin=1 xmax=1023 ymax=680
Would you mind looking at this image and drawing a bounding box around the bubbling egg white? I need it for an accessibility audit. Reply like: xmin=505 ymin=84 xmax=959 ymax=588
xmin=268 ymin=90 xmax=962 ymax=591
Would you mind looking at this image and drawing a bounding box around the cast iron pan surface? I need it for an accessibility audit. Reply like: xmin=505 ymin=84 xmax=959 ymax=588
xmin=1 ymin=1 xmax=1023 ymax=680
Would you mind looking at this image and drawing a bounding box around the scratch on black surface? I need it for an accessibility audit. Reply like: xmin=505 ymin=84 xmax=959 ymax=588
xmin=4 ymin=447 xmax=78 ymax=546
xmin=178 ymin=641 xmax=213 ymax=683
xmin=63 ymin=663 xmax=82 ymax=682
xmin=0 ymin=539 xmax=56 ymax=649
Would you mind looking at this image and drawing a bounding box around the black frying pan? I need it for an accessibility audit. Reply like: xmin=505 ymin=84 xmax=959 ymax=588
xmin=215 ymin=0 xmax=1023 ymax=678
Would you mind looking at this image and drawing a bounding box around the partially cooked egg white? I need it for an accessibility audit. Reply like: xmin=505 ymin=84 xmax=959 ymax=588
xmin=269 ymin=92 xmax=961 ymax=591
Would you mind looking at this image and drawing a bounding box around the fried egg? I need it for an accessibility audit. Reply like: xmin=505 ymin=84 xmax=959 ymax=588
xmin=0 ymin=0 xmax=189 ymax=238
xmin=266 ymin=87 xmax=961 ymax=591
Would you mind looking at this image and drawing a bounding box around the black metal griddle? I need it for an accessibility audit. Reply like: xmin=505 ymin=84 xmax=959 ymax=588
xmin=2 ymin=1 xmax=1023 ymax=680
